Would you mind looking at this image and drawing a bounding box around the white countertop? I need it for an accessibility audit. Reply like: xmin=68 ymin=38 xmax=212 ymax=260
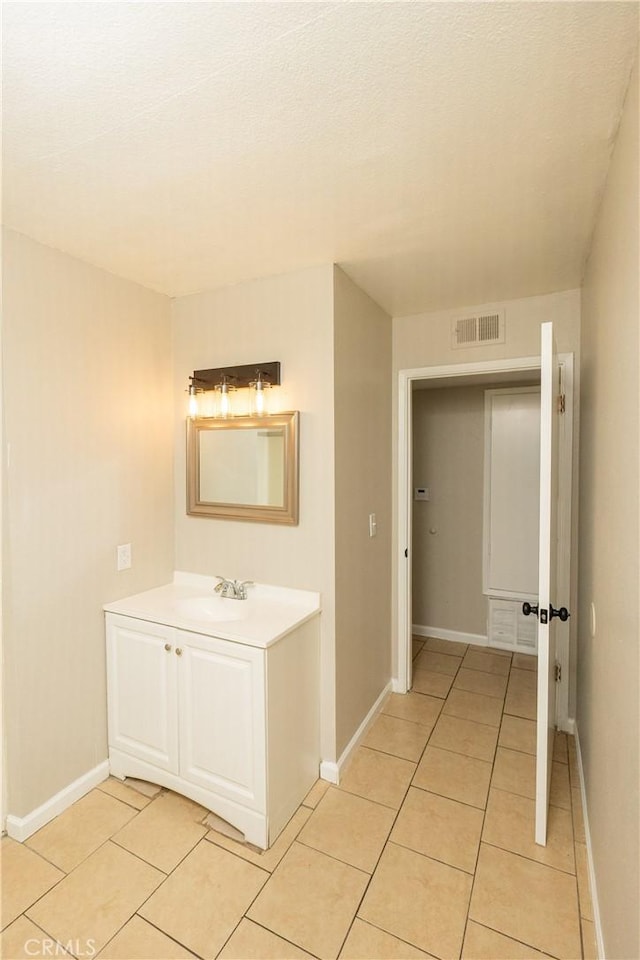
xmin=104 ymin=572 xmax=321 ymax=648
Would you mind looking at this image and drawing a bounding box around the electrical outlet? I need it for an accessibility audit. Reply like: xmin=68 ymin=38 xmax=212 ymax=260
xmin=117 ymin=543 xmax=132 ymax=571
xmin=369 ymin=513 xmax=377 ymax=538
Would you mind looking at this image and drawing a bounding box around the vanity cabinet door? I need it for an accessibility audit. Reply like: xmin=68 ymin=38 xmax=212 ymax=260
xmin=177 ymin=633 xmax=266 ymax=812
xmin=106 ymin=615 xmax=179 ymax=774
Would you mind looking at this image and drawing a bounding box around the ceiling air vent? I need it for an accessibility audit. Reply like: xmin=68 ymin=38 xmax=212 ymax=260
xmin=451 ymin=310 xmax=505 ymax=349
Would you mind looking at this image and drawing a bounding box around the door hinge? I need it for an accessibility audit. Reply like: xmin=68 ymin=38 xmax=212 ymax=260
xmin=557 ymin=394 xmax=566 ymax=414
xmin=554 ymin=662 xmax=562 ymax=682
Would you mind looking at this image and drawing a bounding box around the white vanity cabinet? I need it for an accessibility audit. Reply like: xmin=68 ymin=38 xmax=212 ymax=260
xmin=106 ymin=617 xmax=179 ymax=774
xmin=105 ymin=608 xmax=319 ymax=849
xmin=177 ymin=635 xmax=265 ymax=814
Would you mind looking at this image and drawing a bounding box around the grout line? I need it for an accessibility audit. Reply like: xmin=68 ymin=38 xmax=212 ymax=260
xmin=418 ymin=738 xmax=495 ymax=765
xmin=323 ymin=782 xmax=405 ymax=816
xmin=21 ymin=828 xmax=133 ymax=919
xmin=10 ymin=917 xmax=77 ymax=959
xmin=108 ymin=834 xmax=175 ymax=875
xmin=488 ymin=781 xmax=573 ymax=816
xmin=253 ymin=836 xmax=368 ymax=884
xmin=212 ymin=803 xmax=320 ymax=958
xmin=390 ymin=648 xmax=476 ymax=952
xmin=480 ymin=836 xmax=577 ymax=878
xmin=478 ymin=835 xmax=581 ymax=886
xmin=401 ymin=778 xmax=488 ymax=813
xmin=355 ymin=744 xmax=427 ymax=764
xmin=115 ymin=914 xmax=206 ymax=959
xmin=385 ymin=836 xmax=477 ymax=876
xmin=17 ymin=843 xmax=70 ymax=877
xmin=466 ymin=919 xmax=563 ymax=960
xmin=462 ymin=667 xmax=500 ymax=956
xmin=225 ymin=916 xmax=323 ymax=960
xmin=93 ymin=831 xmax=216 ymax=956
xmin=331 ymin=675 xmax=450 ymax=960
xmin=344 ymin=915 xmax=440 ymax=959
xmin=43 ymin=836 xmax=168 ymax=956
xmin=294 ymin=832 xmax=384 ymax=878
xmin=95 ymin=781 xmax=157 ymax=811
xmin=25 ymin=786 xmax=168 ymax=878
xmin=219 ymin=846 xmax=302 ymax=955
xmin=371 ymin=712 xmax=439 ymax=733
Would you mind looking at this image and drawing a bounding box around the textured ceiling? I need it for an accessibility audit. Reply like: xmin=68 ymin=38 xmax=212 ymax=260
xmin=2 ymin=2 xmax=638 ymax=315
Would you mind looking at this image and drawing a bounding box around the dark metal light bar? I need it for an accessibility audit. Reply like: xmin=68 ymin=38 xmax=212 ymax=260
xmin=193 ymin=361 xmax=281 ymax=390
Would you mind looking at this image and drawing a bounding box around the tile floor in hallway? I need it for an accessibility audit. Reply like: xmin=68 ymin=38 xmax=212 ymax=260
xmin=2 ymin=637 xmax=596 ymax=960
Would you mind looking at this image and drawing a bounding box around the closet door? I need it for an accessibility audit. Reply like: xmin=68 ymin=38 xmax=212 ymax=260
xmin=484 ymin=387 xmax=541 ymax=601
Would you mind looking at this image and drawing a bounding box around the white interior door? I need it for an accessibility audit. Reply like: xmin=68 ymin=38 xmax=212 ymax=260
xmin=535 ymin=321 xmax=561 ymax=845
xmin=406 ymin=393 xmax=414 ymax=692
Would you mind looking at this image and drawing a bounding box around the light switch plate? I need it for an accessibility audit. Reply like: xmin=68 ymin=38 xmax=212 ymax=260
xmin=117 ymin=543 xmax=132 ymax=571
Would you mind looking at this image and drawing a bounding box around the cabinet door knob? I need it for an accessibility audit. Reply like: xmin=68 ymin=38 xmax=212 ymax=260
xmin=175 ymin=648 xmax=183 ymax=657
xmin=164 ymin=643 xmax=172 ymax=652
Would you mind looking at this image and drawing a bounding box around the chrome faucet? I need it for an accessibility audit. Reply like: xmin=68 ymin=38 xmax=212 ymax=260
xmin=214 ymin=576 xmax=253 ymax=600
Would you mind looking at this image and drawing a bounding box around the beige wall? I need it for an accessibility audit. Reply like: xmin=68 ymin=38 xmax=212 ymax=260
xmin=578 ymin=55 xmax=639 ymax=960
xmin=411 ymin=386 xmax=486 ymax=636
xmin=394 ymin=289 xmax=581 ymax=372
xmin=393 ymin=289 xmax=581 ymax=711
xmin=171 ymin=265 xmax=338 ymax=758
xmin=2 ymin=230 xmax=174 ymax=817
xmin=333 ymin=266 xmax=392 ymax=756
xmin=172 ymin=265 xmax=393 ymax=762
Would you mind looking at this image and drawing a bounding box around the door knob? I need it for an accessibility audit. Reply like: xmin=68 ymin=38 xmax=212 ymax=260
xmin=175 ymin=648 xmax=183 ymax=656
xmin=550 ymin=605 xmax=571 ymax=622
xmin=522 ymin=602 xmax=539 ymax=618
xmin=164 ymin=643 xmax=172 ymax=652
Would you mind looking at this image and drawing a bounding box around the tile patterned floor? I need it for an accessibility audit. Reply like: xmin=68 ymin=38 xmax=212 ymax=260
xmin=2 ymin=638 xmax=596 ymax=960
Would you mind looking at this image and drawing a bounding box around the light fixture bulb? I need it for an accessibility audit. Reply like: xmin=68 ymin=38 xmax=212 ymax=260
xmin=220 ymin=389 xmax=231 ymax=417
xmin=187 ymin=379 xmax=199 ymax=419
xmin=215 ymin=375 xmax=236 ymax=418
xmin=255 ymin=389 xmax=266 ymax=416
xmin=249 ymin=371 xmax=271 ymax=417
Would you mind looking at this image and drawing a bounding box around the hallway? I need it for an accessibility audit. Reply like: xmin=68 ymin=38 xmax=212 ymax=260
xmin=2 ymin=637 xmax=594 ymax=960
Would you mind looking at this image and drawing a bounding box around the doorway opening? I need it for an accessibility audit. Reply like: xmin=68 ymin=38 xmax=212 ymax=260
xmin=396 ymin=355 xmax=574 ymax=733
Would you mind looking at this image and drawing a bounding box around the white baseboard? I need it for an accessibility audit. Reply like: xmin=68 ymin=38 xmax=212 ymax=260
xmin=319 ymin=759 xmax=339 ymax=784
xmin=574 ymin=725 xmax=604 ymax=959
xmin=5 ymin=760 xmax=109 ymax=842
xmin=320 ymin=681 xmax=392 ymax=786
xmin=412 ymin=624 xmax=488 ymax=647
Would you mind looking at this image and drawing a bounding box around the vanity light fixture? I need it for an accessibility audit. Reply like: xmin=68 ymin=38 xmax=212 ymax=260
xmin=186 ymin=362 xmax=281 ymax=419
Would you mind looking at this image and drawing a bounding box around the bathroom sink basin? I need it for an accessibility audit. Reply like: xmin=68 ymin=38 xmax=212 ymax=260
xmin=177 ymin=596 xmax=249 ymax=622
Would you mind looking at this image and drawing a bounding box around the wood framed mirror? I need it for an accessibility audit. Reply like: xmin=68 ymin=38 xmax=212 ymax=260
xmin=187 ymin=411 xmax=299 ymax=524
